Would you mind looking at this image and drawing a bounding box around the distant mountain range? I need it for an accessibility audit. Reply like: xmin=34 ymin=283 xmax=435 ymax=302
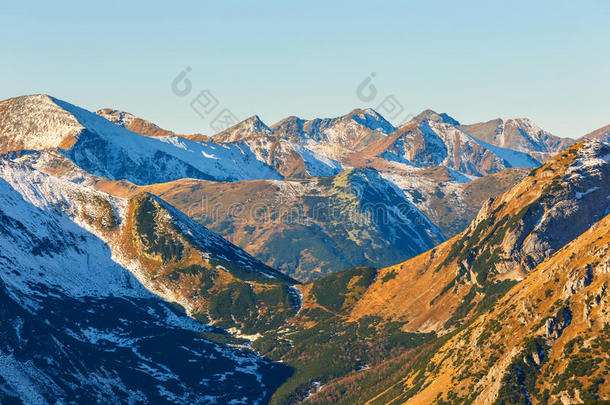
xmin=1 ymin=93 xmax=609 ymax=404
xmin=0 ymin=95 xmax=282 ymax=184
xmin=94 ymin=97 xmax=585 ymax=181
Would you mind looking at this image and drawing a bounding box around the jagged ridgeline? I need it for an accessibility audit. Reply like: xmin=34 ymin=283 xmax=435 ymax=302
xmin=0 ymin=94 xmax=283 ymax=183
xmin=0 ymin=94 xmax=570 ymax=284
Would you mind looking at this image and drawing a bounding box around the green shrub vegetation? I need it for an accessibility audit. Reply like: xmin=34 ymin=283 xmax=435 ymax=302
xmin=133 ymin=196 xmax=184 ymax=262
xmin=381 ymin=269 xmax=398 ymax=283
xmin=310 ymin=267 xmax=377 ymax=313
xmin=494 ymin=337 xmax=549 ymax=404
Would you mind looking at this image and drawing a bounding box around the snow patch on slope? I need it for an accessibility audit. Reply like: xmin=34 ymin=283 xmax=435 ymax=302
xmin=351 ymin=108 xmax=396 ymax=135
xmin=460 ymin=129 xmax=540 ymax=168
xmin=0 ymin=160 xmax=149 ymax=305
xmin=292 ymin=144 xmax=343 ymax=176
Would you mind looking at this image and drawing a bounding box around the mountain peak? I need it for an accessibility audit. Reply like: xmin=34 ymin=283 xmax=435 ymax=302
xmin=503 ymin=117 xmax=539 ymax=129
xmin=346 ymin=108 xmax=396 ymax=134
xmin=460 ymin=117 xmax=569 ymax=156
xmin=413 ymin=109 xmax=460 ymax=126
xmin=0 ymin=94 xmax=85 ymax=152
xmin=347 ymin=107 xmax=379 ymax=117
xmin=243 ymin=114 xmax=272 ymax=132
xmin=213 ymin=114 xmax=273 ymax=143
xmin=268 ymin=108 xmax=395 ymax=149
xmin=1 ymin=93 xmax=59 ymax=110
xmin=6 ymin=93 xmax=54 ymax=103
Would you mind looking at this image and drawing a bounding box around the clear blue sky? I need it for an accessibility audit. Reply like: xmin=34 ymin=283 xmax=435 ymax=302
xmin=2 ymin=0 xmax=609 ymax=138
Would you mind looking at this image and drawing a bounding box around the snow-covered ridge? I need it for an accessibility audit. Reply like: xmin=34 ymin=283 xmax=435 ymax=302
xmin=292 ymin=143 xmax=344 ymax=176
xmin=0 ymin=95 xmax=285 ymax=184
xmin=213 ymin=115 xmax=273 ymax=143
xmin=268 ymin=108 xmax=395 ymax=148
xmin=0 ymin=158 xmax=290 ymax=304
xmin=375 ymin=118 xmax=540 ymax=179
xmin=95 ymin=108 xmax=136 ymax=127
xmin=459 ymin=127 xmax=541 ymax=168
xmin=501 ymin=117 xmax=561 ymax=152
xmin=565 ymin=140 xmax=610 ymax=180
xmin=0 ymin=158 xmax=146 ymax=302
xmin=0 ymin=94 xmax=84 ymax=151
xmin=458 ymin=116 xmax=570 ymax=157
xmin=0 ymin=94 xmax=575 ymax=184
xmin=349 ymin=108 xmax=397 ymax=135
xmin=52 ymin=97 xmax=283 ymax=184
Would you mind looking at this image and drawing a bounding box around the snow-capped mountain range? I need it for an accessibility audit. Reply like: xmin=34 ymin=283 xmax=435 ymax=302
xmin=96 ymin=99 xmax=578 ymax=182
xmin=268 ymin=108 xmax=396 ymax=149
xmin=1 ymin=94 xmax=582 ymax=187
xmin=1 ymin=92 xmax=609 ymax=404
xmin=0 ymin=95 xmax=282 ymax=184
xmin=207 ymin=105 xmax=572 ymax=179
xmin=0 ymin=93 xmax=595 ymax=283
